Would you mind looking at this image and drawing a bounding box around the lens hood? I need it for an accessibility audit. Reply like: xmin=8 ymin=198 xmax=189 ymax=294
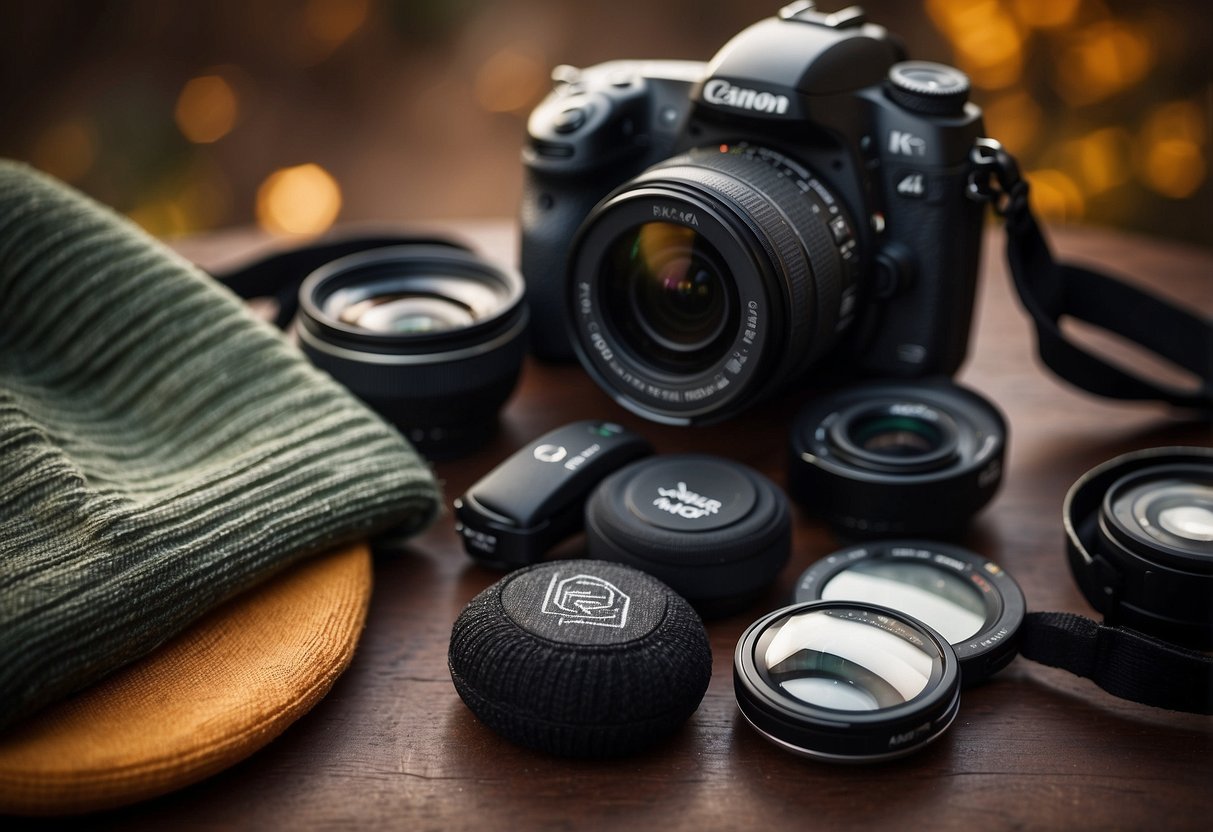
xmin=788 ymin=379 xmax=1006 ymax=538
xmin=297 ymin=245 xmax=528 ymax=458
xmin=1064 ymin=446 xmax=1213 ymax=648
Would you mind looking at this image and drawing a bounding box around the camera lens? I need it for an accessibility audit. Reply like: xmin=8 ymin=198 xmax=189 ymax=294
xmin=569 ymin=144 xmax=860 ymax=424
xmin=603 ymin=222 xmax=736 ymax=372
xmin=734 ymin=600 xmax=961 ymax=761
xmin=1065 ymin=447 xmax=1213 ymax=648
xmin=794 ymin=542 xmax=1024 ymax=685
xmin=298 ymin=245 xmax=528 ymax=459
xmin=788 ymin=380 xmax=1006 ymax=538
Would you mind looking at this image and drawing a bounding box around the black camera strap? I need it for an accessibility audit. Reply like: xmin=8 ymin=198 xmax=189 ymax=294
xmin=212 ymin=234 xmax=465 ymax=328
xmin=969 ymin=139 xmax=1213 ymax=414
xmin=1019 ymin=611 xmax=1213 ymax=714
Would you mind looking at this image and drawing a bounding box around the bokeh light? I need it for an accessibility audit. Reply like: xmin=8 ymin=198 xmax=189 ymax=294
xmin=255 ymin=164 xmax=342 ymax=236
xmin=926 ymin=0 xmax=1024 ymax=90
xmin=1011 ymin=0 xmax=1081 ymax=29
xmin=1060 ymin=128 xmax=1133 ymax=195
xmin=175 ymin=74 xmax=239 ymax=144
xmin=29 ymin=117 xmax=97 ymax=183
xmin=1026 ymin=169 xmax=1085 ymax=222
xmin=1137 ymin=100 xmax=1207 ymax=199
xmin=298 ymin=0 xmax=370 ymax=64
xmin=982 ymin=91 xmax=1042 ymax=155
xmin=474 ymin=47 xmax=546 ymax=114
xmin=1054 ymin=21 xmax=1154 ymax=106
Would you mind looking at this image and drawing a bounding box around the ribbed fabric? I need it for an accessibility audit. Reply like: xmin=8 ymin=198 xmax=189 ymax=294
xmin=0 ymin=542 xmax=373 ymax=816
xmin=0 ymin=161 xmax=440 ymax=731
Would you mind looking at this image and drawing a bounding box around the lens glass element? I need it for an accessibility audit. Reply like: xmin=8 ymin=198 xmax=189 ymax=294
xmin=754 ymin=606 xmax=940 ymax=712
xmin=821 ymin=561 xmax=987 ymax=643
xmin=1119 ymin=478 xmax=1213 ymax=557
xmin=602 ymin=222 xmax=735 ymax=372
xmin=847 ymin=413 xmax=944 ymax=458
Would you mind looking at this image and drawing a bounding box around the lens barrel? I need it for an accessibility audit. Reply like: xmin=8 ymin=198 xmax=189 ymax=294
xmin=568 ymin=145 xmax=860 ymax=425
xmin=297 ymin=245 xmax=528 ymax=459
xmin=1065 ymin=446 xmax=1213 ymax=648
xmin=788 ymin=379 xmax=1006 ymax=538
xmin=734 ymin=600 xmax=961 ymax=762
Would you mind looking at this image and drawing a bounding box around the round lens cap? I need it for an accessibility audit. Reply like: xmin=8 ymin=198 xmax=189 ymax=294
xmin=587 ymin=454 xmax=790 ymax=616
xmin=448 ymin=560 xmax=711 ymax=758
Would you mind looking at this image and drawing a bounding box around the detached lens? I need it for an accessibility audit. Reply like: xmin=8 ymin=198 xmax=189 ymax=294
xmin=789 ymin=380 xmax=1006 ymax=537
xmin=734 ymin=601 xmax=961 ymax=762
xmin=794 ymin=541 xmax=1025 ymax=685
xmin=298 ymin=245 xmax=528 ymax=459
xmin=1065 ymin=447 xmax=1213 ymax=648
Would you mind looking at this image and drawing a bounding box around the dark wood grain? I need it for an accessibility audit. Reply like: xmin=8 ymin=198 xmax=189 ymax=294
xmin=63 ymin=223 xmax=1213 ymax=829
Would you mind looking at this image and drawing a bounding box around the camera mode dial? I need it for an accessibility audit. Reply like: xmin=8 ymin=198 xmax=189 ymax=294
xmin=887 ymin=62 xmax=970 ymax=117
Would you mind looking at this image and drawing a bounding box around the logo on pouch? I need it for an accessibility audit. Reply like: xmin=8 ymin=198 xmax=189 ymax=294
xmin=541 ymin=573 xmax=631 ymax=629
xmin=653 ymin=481 xmax=722 ymax=520
xmin=703 ymin=79 xmax=790 ymax=115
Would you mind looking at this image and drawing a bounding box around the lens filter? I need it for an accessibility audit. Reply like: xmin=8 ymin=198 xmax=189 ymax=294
xmin=793 ymin=541 xmax=1024 ymax=685
xmin=734 ymin=600 xmax=960 ymax=762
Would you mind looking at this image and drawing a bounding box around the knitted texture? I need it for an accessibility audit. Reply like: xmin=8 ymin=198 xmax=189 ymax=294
xmin=0 ymin=542 xmax=373 ymax=816
xmin=0 ymin=161 xmax=440 ymax=731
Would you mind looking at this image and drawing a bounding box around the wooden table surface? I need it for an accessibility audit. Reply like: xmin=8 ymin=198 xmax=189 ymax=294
xmin=49 ymin=222 xmax=1213 ymax=829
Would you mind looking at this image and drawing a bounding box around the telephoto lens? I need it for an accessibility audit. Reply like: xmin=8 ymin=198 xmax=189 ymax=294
xmin=1065 ymin=446 xmax=1213 ymax=648
xmin=734 ymin=600 xmax=961 ymax=762
xmin=297 ymin=245 xmax=528 ymax=459
xmin=794 ymin=541 xmax=1024 ymax=686
xmin=788 ymin=379 xmax=1006 ymax=538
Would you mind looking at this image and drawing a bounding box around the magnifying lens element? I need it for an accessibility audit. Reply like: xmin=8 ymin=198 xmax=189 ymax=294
xmin=794 ymin=541 xmax=1025 ymax=685
xmin=734 ymin=601 xmax=961 ymax=762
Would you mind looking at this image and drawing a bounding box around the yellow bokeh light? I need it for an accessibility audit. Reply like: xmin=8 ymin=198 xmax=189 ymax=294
xmin=474 ymin=48 xmax=546 ymax=114
xmin=926 ymin=0 xmax=1023 ymax=90
xmin=1055 ymin=22 xmax=1153 ymax=106
xmin=1141 ymin=140 xmax=1206 ymax=199
xmin=29 ymin=117 xmax=97 ymax=182
xmin=297 ymin=0 xmax=369 ymax=63
xmin=983 ymin=91 xmax=1042 ymax=155
xmin=1062 ymin=128 xmax=1133 ymax=195
xmin=1026 ymin=169 xmax=1085 ymax=222
xmin=175 ymin=74 xmax=239 ymax=144
xmin=1012 ymin=0 xmax=1081 ymax=29
xmin=256 ymin=164 xmax=342 ymax=236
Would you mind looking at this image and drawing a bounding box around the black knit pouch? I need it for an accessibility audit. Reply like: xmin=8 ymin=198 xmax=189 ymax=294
xmin=0 ymin=161 xmax=440 ymax=731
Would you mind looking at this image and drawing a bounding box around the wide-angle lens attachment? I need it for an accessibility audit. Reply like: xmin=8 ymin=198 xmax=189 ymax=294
xmin=1065 ymin=446 xmax=1213 ymax=648
xmin=568 ymin=145 xmax=860 ymax=425
xmin=794 ymin=541 xmax=1024 ymax=685
xmin=298 ymin=245 xmax=528 ymax=459
xmin=788 ymin=379 xmax=1006 ymax=537
xmin=734 ymin=600 xmax=961 ymax=762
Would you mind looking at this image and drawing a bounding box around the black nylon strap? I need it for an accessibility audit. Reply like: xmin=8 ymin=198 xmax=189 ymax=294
xmin=971 ymin=139 xmax=1213 ymax=414
xmin=211 ymin=234 xmax=466 ymax=328
xmin=1019 ymin=611 xmax=1213 ymax=714
xmin=1005 ymin=212 xmax=1213 ymax=411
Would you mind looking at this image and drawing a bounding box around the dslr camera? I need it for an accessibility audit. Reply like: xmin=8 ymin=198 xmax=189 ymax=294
xmin=520 ymin=2 xmax=988 ymax=424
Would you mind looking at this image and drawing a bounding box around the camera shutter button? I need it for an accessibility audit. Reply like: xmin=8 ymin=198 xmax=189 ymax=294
xmin=552 ymin=106 xmax=588 ymax=134
xmin=887 ymin=62 xmax=971 ymax=117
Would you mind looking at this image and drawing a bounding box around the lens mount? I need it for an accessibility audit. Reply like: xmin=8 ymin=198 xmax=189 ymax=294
xmin=298 ymin=245 xmax=528 ymax=458
xmin=1064 ymin=446 xmax=1213 ymax=648
xmin=734 ymin=600 xmax=961 ymax=762
xmin=568 ymin=145 xmax=859 ymax=425
xmin=794 ymin=541 xmax=1024 ymax=686
xmin=788 ymin=379 xmax=1007 ymax=538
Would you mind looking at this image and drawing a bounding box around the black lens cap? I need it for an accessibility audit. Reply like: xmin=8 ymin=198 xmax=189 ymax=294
xmin=586 ymin=454 xmax=791 ymax=616
xmin=793 ymin=541 xmax=1024 ymax=686
xmin=448 ymin=560 xmax=712 ymax=758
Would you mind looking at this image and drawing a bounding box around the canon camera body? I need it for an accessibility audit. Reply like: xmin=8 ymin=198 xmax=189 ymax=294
xmin=521 ymin=3 xmax=988 ymax=424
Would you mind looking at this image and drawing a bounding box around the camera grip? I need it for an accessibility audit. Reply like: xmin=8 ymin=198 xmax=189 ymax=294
xmin=520 ymin=170 xmax=619 ymax=362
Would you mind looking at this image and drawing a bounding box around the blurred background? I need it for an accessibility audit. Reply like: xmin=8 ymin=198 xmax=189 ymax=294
xmin=1 ymin=0 xmax=1209 ymax=247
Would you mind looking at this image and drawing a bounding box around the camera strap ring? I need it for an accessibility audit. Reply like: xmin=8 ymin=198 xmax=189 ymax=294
xmin=971 ymin=139 xmax=1213 ymax=415
xmin=1019 ymin=611 xmax=1213 ymax=714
